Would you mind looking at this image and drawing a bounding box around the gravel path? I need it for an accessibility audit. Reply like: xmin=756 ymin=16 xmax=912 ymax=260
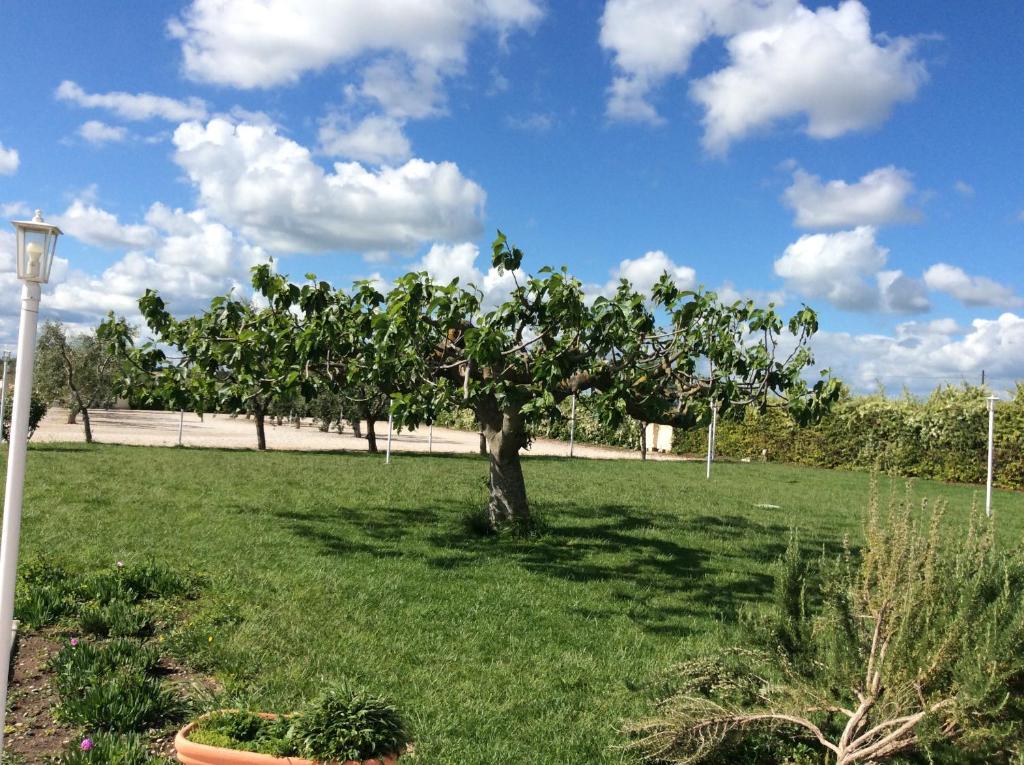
xmin=33 ymin=408 xmax=685 ymax=461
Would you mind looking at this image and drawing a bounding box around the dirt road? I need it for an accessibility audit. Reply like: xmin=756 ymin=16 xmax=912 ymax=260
xmin=33 ymin=408 xmax=684 ymax=461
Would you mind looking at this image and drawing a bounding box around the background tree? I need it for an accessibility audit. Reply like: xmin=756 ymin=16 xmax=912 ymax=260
xmin=102 ymin=284 xmax=305 ymax=450
xmin=34 ymin=321 xmax=120 ymax=443
xmin=292 ymin=233 xmax=840 ymax=529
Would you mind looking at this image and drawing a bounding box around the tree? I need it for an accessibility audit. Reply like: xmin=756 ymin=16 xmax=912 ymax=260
xmin=292 ymin=232 xmax=839 ymax=529
xmin=34 ymin=321 xmax=120 ymax=443
xmin=102 ymin=286 xmax=305 ymax=450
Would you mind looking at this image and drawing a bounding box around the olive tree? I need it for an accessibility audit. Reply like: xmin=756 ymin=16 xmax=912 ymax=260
xmin=34 ymin=321 xmax=121 ymax=443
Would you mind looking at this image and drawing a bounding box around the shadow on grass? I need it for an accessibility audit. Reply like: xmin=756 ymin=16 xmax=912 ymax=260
xmin=254 ymin=496 xmax=823 ymax=637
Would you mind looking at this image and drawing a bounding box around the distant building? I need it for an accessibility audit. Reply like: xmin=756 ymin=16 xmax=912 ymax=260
xmin=644 ymin=422 xmax=673 ymax=452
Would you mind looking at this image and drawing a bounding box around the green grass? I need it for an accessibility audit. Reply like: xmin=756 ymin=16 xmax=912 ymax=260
xmin=12 ymin=442 xmax=1024 ymax=764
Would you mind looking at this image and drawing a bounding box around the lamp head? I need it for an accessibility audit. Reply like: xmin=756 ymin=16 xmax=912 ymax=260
xmin=10 ymin=210 xmax=62 ymax=284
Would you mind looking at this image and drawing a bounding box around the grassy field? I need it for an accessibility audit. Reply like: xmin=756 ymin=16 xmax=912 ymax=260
xmin=13 ymin=443 xmax=1024 ymax=764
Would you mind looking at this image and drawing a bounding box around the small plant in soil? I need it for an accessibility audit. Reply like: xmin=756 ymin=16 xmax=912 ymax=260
xmin=56 ymin=666 xmax=182 ymax=732
xmin=14 ymin=559 xmax=85 ymax=628
xmin=54 ymin=732 xmax=168 ymax=765
xmin=289 ymin=687 xmax=408 ymax=762
xmin=51 ymin=639 xmax=162 ymax=692
xmin=87 ymin=562 xmax=199 ymax=604
xmin=78 ymin=600 xmax=153 ymax=639
xmin=188 ymin=711 xmax=294 ymax=757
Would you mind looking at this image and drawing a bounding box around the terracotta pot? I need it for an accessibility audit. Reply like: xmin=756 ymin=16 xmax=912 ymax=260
xmin=175 ymin=713 xmax=399 ymax=765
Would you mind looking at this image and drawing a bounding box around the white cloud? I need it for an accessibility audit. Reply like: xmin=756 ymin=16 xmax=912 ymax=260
xmin=351 ymin=58 xmax=448 ymax=120
xmin=78 ymin=120 xmax=128 ymax=145
xmin=172 ymin=118 xmax=486 ymax=254
xmin=716 ymin=281 xmax=786 ymax=307
xmin=318 ymin=114 xmax=411 ymax=165
xmin=505 ymin=112 xmax=555 ymax=132
xmin=923 ymin=263 xmax=1023 ymax=309
xmin=953 ymin=180 xmax=975 ymax=198
xmin=0 ymin=143 xmax=19 ymax=175
xmin=169 ymin=0 xmax=543 ymax=105
xmin=417 ymin=242 xmax=483 ymax=285
xmin=876 ymin=269 xmax=930 ymax=314
xmin=0 ymin=201 xmax=266 ymax=338
xmin=783 ymin=165 xmax=921 ymax=228
xmin=606 ymin=249 xmax=697 ymax=295
xmin=47 ymin=204 xmax=265 ymax=323
xmin=692 ymin=1 xmax=927 ymax=152
xmin=52 ymin=199 xmax=159 ymax=250
xmin=1 ymin=203 xmax=30 ymax=219
xmin=813 ymin=313 xmax=1024 ymax=392
xmin=775 ymin=226 xmax=927 ymax=313
xmin=600 ymin=0 xmax=797 ymax=123
xmin=412 ymin=241 xmax=525 ymax=308
xmin=55 ymin=80 xmax=208 ymax=122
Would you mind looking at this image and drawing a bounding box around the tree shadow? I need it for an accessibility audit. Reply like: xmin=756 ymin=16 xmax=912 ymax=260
xmin=251 ymin=497 xmax=849 ymax=638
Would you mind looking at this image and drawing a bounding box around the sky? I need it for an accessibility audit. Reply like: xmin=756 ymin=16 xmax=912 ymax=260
xmin=0 ymin=0 xmax=1021 ymax=393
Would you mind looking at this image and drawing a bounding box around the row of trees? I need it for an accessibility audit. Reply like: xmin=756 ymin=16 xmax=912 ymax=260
xmin=99 ymin=232 xmax=840 ymax=528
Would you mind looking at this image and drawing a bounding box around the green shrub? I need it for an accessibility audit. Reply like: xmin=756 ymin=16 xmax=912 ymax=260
xmin=51 ymin=639 xmax=162 ymax=695
xmin=79 ymin=600 xmax=153 ymax=638
xmin=189 ymin=712 xmax=295 ymax=757
xmin=2 ymin=394 xmax=47 ymax=441
xmin=15 ymin=584 xmax=78 ymax=628
xmin=53 ymin=732 xmax=167 ymax=765
xmin=14 ymin=559 xmax=86 ymax=628
xmin=186 ymin=689 xmax=408 ymax=761
xmin=56 ymin=668 xmax=182 ymax=732
xmin=672 ymin=383 xmax=1024 ymax=489
xmin=625 ymin=489 xmax=1024 ymax=764
xmin=290 ymin=686 xmax=409 ymax=762
xmin=87 ymin=562 xmax=199 ymax=605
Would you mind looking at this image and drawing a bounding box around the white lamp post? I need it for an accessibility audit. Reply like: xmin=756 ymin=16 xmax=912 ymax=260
xmin=0 ymin=210 xmax=61 ymax=751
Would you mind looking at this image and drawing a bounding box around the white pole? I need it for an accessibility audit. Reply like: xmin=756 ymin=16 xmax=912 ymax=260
xmin=711 ymin=405 xmax=718 ymax=462
xmin=0 ymin=282 xmax=42 ymax=751
xmin=568 ymin=394 xmax=577 ymax=458
xmin=177 ymin=409 xmax=184 ymax=447
xmin=0 ymin=352 xmax=10 ymax=443
xmin=428 ymin=423 xmax=433 ymax=454
xmin=385 ymin=413 xmax=394 ymax=464
xmin=986 ymin=395 xmax=997 ymax=518
xmin=705 ymin=403 xmax=717 ymax=480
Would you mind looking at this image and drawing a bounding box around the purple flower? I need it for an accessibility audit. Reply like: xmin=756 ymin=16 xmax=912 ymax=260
xmin=80 ymin=738 xmax=93 ymax=751
xmin=70 ymin=637 xmax=79 ymax=648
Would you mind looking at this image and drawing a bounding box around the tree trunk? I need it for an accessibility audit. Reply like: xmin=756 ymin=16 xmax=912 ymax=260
xmin=640 ymin=422 xmax=647 ymax=461
xmin=365 ymin=419 xmax=378 ymax=453
xmin=253 ymin=404 xmax=267 ymax=450
xmin=352 ymin=419 xmax=362 ymax=438
xmin=478 ymin=431 xmax=487 ymax=455
xmin=81 ymin=406 xmax=93 ymax=444
xmin=478 ymin=400 xmax=530 ymax=528
xmin=66 ymin=408 xmax=77 ymax=425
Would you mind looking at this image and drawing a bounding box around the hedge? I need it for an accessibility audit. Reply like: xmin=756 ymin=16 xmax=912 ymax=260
xmin=671 ymin=384 xmax=1024 ymax=489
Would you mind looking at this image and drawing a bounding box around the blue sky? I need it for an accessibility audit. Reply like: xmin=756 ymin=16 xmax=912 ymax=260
xmin=0 ymin=0 xmax=1021 ymax=392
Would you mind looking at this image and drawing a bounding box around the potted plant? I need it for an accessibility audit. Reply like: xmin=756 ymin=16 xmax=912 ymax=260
xmin=175 ymin=687 xmax=408 ymax=765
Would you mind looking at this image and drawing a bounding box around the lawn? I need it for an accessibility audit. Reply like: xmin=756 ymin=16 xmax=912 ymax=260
xmin=14 ymin=443 xmax=1024 ymax=764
